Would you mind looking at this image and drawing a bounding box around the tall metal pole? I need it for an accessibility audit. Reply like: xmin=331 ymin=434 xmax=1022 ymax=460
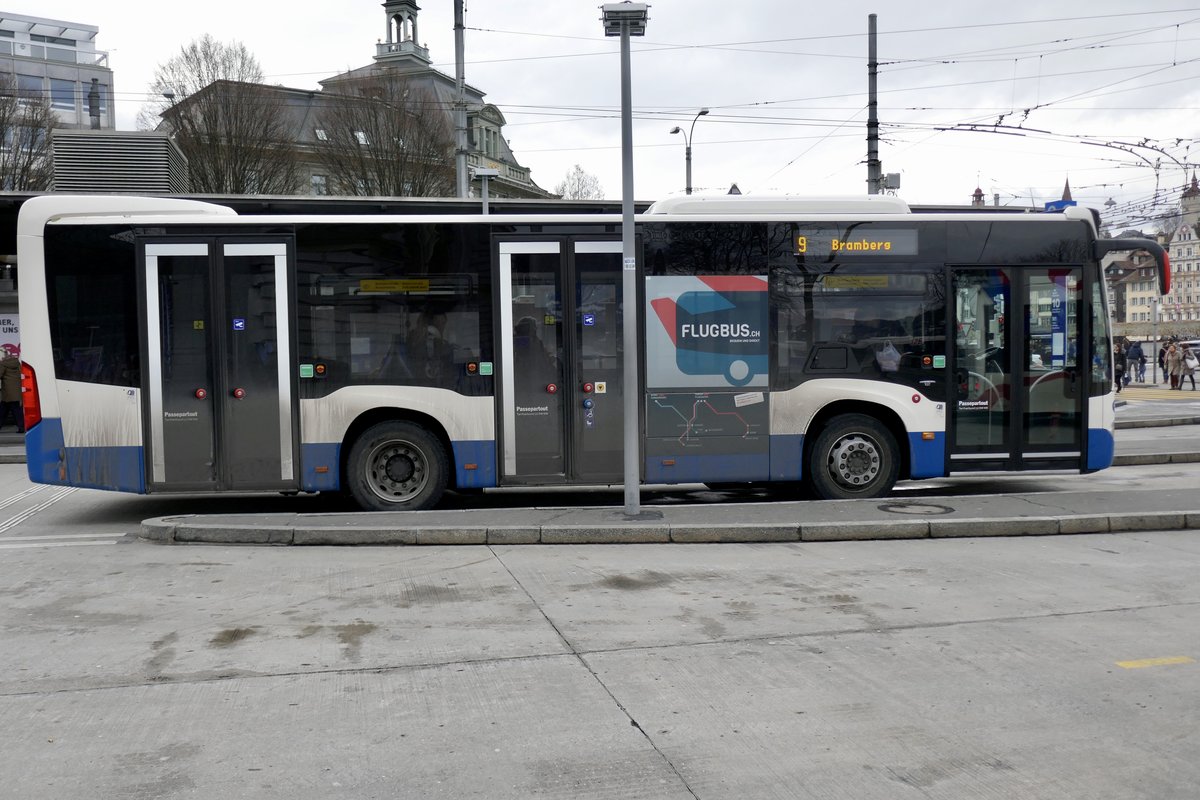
xmin=618 ymin=23 xmax=640 ymax=516
xmin=1152 ymin=298 xmax=1159 ymax=383
xmin=454 ymin=0 xmax=468 ymax=198
xmin=866 ymin=13 xmax=881 ymax=194
xmin=684 ymin=143 xmax=693 ymax=195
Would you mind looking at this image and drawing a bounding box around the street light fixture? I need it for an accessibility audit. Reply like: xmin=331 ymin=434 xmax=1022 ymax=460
xmin=601 ymin=1 xmax=648 ymax=517
xmin=669 ymin=107 xmax=708 ymax=195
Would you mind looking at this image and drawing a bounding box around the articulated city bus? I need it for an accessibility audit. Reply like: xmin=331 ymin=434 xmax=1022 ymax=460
xmin=15 ymin=194 xmax=1167 ymax=510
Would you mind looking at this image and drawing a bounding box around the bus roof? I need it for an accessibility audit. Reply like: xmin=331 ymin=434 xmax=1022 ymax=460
xmin=644 ymin=195 xmax=912 ymax=215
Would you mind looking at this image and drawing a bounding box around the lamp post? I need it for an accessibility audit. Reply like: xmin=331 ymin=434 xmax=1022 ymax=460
xmin=601 ymin=1 xmax=648 ymax=517
xmin=669 ymin=108 xmax=708 ymax=195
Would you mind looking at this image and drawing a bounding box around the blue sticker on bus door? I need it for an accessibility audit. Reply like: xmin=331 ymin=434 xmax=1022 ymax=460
xmin=645 ymin=276 xmax=769 ymax=388
xmin=232 ymin=318 xmax=246 ymax=331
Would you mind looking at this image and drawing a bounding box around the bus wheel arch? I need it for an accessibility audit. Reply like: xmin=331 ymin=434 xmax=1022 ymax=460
xmin=803 ymin=402 xmax=907 ymax=500
xmin=341 ymin=409 xmax=453 ymax=511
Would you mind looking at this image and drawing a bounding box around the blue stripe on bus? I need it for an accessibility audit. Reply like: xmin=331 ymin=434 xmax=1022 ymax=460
xmin=452 ymin=440 xmax=497 ymax=489
xmin=24 ymin=417 xmax=67 ymax=486
xmin=26 ymin=418 xmax=145 ymax=492
xmin=300 ymin=443 xmax=341 ymax=492
xmin=645 ymin=453 xmax=770 ymax=484
xmin=770 ymin=434 xmax=804 ymax=480
xmin=908 ymin=432 xmax=945 ymax=479
xmin=1087 ymin=428 xmax=1115 ymax=470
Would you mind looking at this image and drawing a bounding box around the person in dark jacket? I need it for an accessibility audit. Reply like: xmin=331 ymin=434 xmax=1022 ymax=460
xmin=1112 ymin=343 xmax=1127 ymax=394
xmin=1127 ymin=340 xmax=1144 ymax=383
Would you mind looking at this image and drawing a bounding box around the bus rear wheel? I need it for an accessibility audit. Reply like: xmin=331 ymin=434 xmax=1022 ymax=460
xmin=807 ymin=413 xmax=899 ymax=500
xmin=346 ymin=421 xmax=449 ymax=511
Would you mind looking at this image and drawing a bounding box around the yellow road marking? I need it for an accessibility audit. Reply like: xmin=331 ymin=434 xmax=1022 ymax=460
xmin=1116 ymin=656 xmax=1195 ymax=669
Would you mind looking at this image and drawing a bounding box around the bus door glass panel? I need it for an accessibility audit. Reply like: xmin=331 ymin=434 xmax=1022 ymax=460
xmin=951 ymin=269 xmax=1012 ymax=451
xmin=572 ymin=243 xmax=623 ymax=482
xmin=221 ymin=244 xmax=295 ymax=487
xmin=500 ymin=243 xmax=566 ymax=479
xmin=146 ymin=245 xmax=216 ymax=487
xmin=1024 ymin=269 xmax=1081 ymax=449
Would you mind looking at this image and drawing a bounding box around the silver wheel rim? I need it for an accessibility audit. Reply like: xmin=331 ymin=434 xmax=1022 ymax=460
xmin=364 ymin=438 xmax=429 ymax=504
xmin=826 ymin=432 xmax=882 ymax=490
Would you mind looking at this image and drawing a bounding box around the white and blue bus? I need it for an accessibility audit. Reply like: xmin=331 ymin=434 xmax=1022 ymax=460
xmin=15 ymin=194 xmax=1167 ymax=510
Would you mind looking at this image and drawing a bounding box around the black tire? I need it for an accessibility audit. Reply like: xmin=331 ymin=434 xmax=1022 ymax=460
xmin=806 ymin=413 xmax=899 ymax=500
xmin=346 ymin=421 xmax=449 ymax=511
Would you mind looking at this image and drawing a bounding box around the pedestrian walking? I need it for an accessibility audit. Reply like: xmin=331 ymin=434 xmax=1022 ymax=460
xmin=1166 ymin=342 xmax=1183 ymax=390
xmin=1159 ymin=343 xmax=1169 ymax=383
xmin=0 ymin=347 xmax=21 ymax=432
xmin=1183 ymin=344 xmax=1199 ymax=390
xmin=1112 ymin=342 xmax=1127 ymax=394
xmin=1127 ymin=340 xmax=1145 ymax=382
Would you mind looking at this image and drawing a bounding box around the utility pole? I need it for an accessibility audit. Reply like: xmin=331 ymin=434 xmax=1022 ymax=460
xmin=866 ymin=13 xmax=881 ymax=194
xmin=454 ymin=0 xmax=468 ymax=198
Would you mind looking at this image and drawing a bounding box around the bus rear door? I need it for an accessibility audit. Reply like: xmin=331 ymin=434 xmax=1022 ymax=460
xmin=141 ymin=239 xmax=299 ymax=493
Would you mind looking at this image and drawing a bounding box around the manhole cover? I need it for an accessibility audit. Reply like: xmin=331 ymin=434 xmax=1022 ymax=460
xmin=877 ymin=502 xmax=954 ymax=516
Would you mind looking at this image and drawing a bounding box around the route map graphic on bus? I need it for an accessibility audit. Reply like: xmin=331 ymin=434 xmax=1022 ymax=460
xmin=647 ymin=391 xmax=767 ymax=447
xmin=645 ymin=275 xmax=769 ymax=388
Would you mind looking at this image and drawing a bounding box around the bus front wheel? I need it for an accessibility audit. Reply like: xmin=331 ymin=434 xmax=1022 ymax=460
xmin=807 ymin=414 xmax=899 ymax=500
xmin=346 ymin=421 xmax=449 ymax=511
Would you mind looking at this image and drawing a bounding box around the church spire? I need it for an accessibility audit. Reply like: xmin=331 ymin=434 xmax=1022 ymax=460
xmin=1183 ymin=170 xmax=1200 ymax=199
xmin=1061 ymin=178 xmax=1073 ymax=203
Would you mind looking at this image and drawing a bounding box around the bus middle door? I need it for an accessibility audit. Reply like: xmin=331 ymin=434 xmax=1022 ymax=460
xmin=496 ymin=238 xmax=625 ymax=485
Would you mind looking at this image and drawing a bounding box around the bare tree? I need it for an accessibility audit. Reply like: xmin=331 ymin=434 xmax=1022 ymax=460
xmin=0 ymin=74 xmax=57 ymax=190
xmin=145 ymin=35 xmax=301 ymax=194
xmin=314 ymin=75 xmax=454 ymax=197
xmin=555 ymin=164 xmax=604 ymax=200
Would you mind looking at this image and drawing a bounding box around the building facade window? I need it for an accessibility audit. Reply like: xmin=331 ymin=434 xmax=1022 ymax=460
xmin=50 ymin=78 xmax=75 ymax=110
xmin=311 ymin=174 xmax=328 ymax=195
xmin=16 ymin=73 xmax=41 ymax=101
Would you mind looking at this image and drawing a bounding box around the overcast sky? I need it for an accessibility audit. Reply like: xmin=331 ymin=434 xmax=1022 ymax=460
xmin=20 ymin=1 xmax=1200 ymax=229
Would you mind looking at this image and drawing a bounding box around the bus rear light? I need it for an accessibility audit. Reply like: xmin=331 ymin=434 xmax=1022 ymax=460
xmin=20 ymin=361 xmax=40 ymax=430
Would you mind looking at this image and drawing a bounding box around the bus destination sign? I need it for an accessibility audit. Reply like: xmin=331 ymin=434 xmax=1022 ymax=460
xmin=795 ymin=227 xmax=918 ymax=257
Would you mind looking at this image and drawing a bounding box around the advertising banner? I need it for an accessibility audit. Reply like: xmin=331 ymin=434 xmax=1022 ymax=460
xmin=0 ymin=313 xmax=18 ymax=358
xmin=645 ymin=276 xmax=768 ymax=388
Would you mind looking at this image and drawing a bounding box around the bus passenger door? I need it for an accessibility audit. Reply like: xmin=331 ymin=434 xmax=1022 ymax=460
xmin=948 ymin=267 xmax=1084 ymax=471
xmin=496 ymin=239 xmax=626 ymax=485
xmin=142 ymin=239 xmax=298 ymax=492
